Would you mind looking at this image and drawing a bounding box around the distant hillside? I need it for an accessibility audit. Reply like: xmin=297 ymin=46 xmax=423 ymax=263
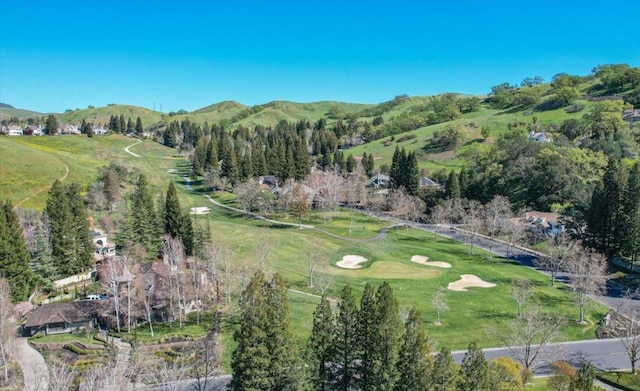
xmin=56 ymin=105 xmax=166 ymax=128
xmin=0 ymin=103 xmax=15 ymax=109
xmin=0 ymin=106 xmax=44 ymax=120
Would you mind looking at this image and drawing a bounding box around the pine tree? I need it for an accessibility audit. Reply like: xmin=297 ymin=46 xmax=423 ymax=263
xmin=46 ymin=180 xmax=73 ymax=275
xmin=623 ymin=163 xmax=640 ymax=270
xmin=266 ymin=274 xmax=298 ymax=390
xmin=231 ymin=271 xmax=272 ymax=390
xmin=395 ymin=307 xmax=432 ymax=391
xmin=332 ymin=285 xmax=359 ymax=391
xmin=357 ymin=283 xmax=377 ymax=390
xmin=45 ymin=114 xmax=58 ymax=135
xmin=126 ymin=117 xmax=135 ymax=134
xmin=432 ymin=346 xmax=459 ymax=391
xmin=65 ymin=183 xmax=94 ymax=272
xmin=135 ymin=117 xmax=144 ymax=136
xmin=390 ymin=147 xmax=403 ymax=189
xmin=370 ymin=282 xmax=403 ymax=390
xmin=445 ymin=171 xmax=461 ymax=199
xmin=118 ymin=174 xmax=160 ymax=259
xmin=294 ymin=138 xmax=310 ymax=180
xmin=307 ymin=296 xmax=335 ymax=391
xmin=220 ymin=134 xmax=239 ymax=184
xmin=164 ymin=181 xmax=183 ymax=239
xmin=346 ymin=154 xmax=356 ymax=173
xmin=0 ymin=200 xmax=34 ymax=302
xmin=180 ymin=212 xmax=194 ymax=256
xmin=405 ymin=151 xmax=419 ymax=196
xmin=460 ymin=341 xmax=490 ymax=390
xmin=118 ymin=114 xmax=126 ymax=134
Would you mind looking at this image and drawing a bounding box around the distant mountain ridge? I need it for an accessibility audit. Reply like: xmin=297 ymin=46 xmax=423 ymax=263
xmin=0 ymin=103 xmax=15 ymax=109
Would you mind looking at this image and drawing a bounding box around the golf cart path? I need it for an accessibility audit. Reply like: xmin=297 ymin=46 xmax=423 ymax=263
xmin=124 ymin=139 xmax=142 ymax=157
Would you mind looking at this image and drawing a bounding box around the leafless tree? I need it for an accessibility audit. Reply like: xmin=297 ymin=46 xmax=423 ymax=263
xmin=255 ymin=235 xmax=273 ymax=272
xmin=233 ymin=179 xmax=263 ymax=212
xmin=535 ymin=234 xmax=573 ymax=286
xmin=483 ymin=195 xmax=512 ymax=258
xmin=614 ymin=293 xmax=640 ymax=375
xmin=488 ymin=306 xmax=565 ymax=373
xmin=501 ymin=217 xmax=526 ymax=259
xmin=0 ymin=279 xmax=12 ymax=383
xmin=461 ymin=199 xmax=483 ymax=255
xmin=432 ymin=290 xmax=449 ymax=326
xmin=150 ymin=359 xmax=190 ymax=391
xmin=405 ymin=194 xmax=426 ymax=226
xmin=429 ymin=202 xmax=450 ymax=241
xmin=367 ymin=192 xmax=387 ymax=222
xmin=315 ymin=268 xmax=335 ymax=296
xmin=305 ymin=170 xmax=342 ymax=223
xmin=192 ymin=314 xmax=222 ymax=391
xmin=104 ymin=257 xmax=123 ymax=333
xmin=307 ymin=247 xmax=321 ymax=288
xmin=120 ymin=245 xmax=143 ymax=333
xmin=48 ymin=360 xmax=77 ymax=391
xmin=163 ymin=235 xmax=187 ymax=328
xmin=511 ymin=278 xmax=533 ymax=318
xmin=566 ymin=245 xmax=608 ymax=323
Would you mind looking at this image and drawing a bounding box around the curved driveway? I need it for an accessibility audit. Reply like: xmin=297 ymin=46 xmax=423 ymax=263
xmin=12 ymin=337 xmax=49 ymax=391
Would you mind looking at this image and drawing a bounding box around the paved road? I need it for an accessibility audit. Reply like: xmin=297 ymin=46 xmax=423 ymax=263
xmin=452 ymin=338 xmax=631 ymax=374
xmin=12 ymin=337 xmax=49 ymax=391
xmin=142 ymin=375 xmax=231 ymax=390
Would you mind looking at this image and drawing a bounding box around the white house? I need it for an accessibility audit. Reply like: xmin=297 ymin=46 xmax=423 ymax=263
xmin=93 ymin=127 xmax=108 ymax=135
xmin=7 ymin=125 xmax=23 ymax=136
xmin=528 ymin=130 xmax=552 ymax=143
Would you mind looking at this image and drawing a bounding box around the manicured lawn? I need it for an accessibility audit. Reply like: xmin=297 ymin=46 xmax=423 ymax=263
xmin=29 ymin=332 xmax=105 ymax=348
xmin=598 ymin=371 xmax=640 ymax=390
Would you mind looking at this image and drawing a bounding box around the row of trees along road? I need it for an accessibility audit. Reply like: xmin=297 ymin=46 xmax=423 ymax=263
xmin=231 ymin=273 xmax=599 ymax=391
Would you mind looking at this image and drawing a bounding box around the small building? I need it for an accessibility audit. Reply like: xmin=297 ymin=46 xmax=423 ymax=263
xmin=524 ymin=211 xmax=563 ymax=236
xmin=528 ymin=130 xmax=552 ymax=143
xmin=24 ymin=125 xmax=44 ymax=135
xmin=259 ymin=175 xmax=278 ymax=189
xmin=366 ymin=174 xmax=390 ymax=189
xmin=22 ymin=300 xmax=107 ymax=336
xmin=420 ymin=176 xmax=442 ymax=189
xmin=7 ymin=125 xmax=23 ymax=136
xmin=93 ymin=127 xmax=108 ymax=135
xmin=623 ymin=109 xmax=640 ymax=123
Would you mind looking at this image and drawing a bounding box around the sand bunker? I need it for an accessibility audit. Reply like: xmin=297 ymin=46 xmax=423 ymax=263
xmin=190 ymin=207 xmax=211 ymax=215
xmin=410 ymin=255 xmax=451 ymax=269
xmin=167 ymin=169 xmax=178 ymax=173
xmin=336 ymin=255 xmax=369 ymax=269
xmin=447 ymin=274 xmax=496 ymax=291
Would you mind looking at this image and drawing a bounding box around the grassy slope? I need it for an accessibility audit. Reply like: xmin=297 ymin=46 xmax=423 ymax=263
xmin=0 ymin=107 xmax=45 ymax=120
xmin=0 ymin=134 xmax=180 ymax=209
xmin=57 ymin=105 xmax=165 ymax=128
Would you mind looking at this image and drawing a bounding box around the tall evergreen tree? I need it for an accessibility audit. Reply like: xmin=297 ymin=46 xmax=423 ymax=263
xmin=390 ymin=147 xmax=404 ymax=189
xmin=45 ymin=114 xmax=58 ymax=135
xmin=623 ymin=163 xmax=640 ymax=269
xmin=118 ymin=114 xmax=126 ymax=134
xmin=307 ymin=295 xmax=335 ymax=391
xmin=445 ymin=171 xmax=461 ymax=200
xmin=346 ymin=154 xmax=356 ymax=173
xmin=117 ymin=174 xmax=160 ymax=259
xmin=126 ymin=117 xmax=135 ymax=134
xmin=0 ymin=200 xmax=34 ymax=301
xmin=332 ymin=285 xmax=359 ymax=391
xmin=460 ymin=341 xmax=490 ymax=391
xmin=370 ymin=282 xmax=403 ymax=390
xmin=135 ymin=117 xmax=144 ymax=136
xmin=357 ymin=283 xmax=377 ymax=390
xmin=65 ymin=183 xmax=94 ymax=272
xmin=220 ymin=134 xmax=239 ymax=184
xmin=395 ymin=307 xmax=432 ymax=391
xmin=206 ymin=135 xmax=219 ymax=172
xmin=432 ymin=346 xmax=459 ymax=391
xmin=405 ymin=151 xmax=420 ymax=196
xmin=46 ymin=180 xmax=73 ymax=274
xmin=164 ymin=181 xmax=183 ymax=239
xmin=294 ymin=138 xmax=310 ymax=180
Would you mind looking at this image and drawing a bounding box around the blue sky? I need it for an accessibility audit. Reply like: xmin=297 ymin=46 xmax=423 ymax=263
xmin=1 ymin=0 xmax=639 ymax=113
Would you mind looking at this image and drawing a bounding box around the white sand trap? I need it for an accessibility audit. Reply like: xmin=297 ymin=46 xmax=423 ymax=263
xmin=190 ymin=207 xmax=211 ymax=215
xmin=410 ymin=255 xmax=451 ymax=269
xmin=336 ymin=255 xmax=369 ymax=269
xmin=447 ymin=274 xmax=496 ymax=291
xmin=167 ymin=169 xmax=178 ymax=173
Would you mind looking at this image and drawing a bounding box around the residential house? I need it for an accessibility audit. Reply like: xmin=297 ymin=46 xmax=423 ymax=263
xmin=366 ymin=174 xmax=390 ymax=189
xmin=524 ymin=211 xmax=563 ymax=236
xmin=420 ymin=176 xmax=442 ymax=189
xmin=276 ymin=182 xmax=325 ymax=209
xmin=623 ymin=108 xmax=640 ymax=123
xmin=93 ymin=126 xmax=108 ymax=135
xmin=22 ymin=300 xmax=109 ymax=336
xmin=528 ymin=130 xmax=553 ymax=143
xmin=7 ymin=124 xmax=23 ymax=136
xmin=60 ymin=124 xmax=81 ymax=135
xmin=258 ymin=175 xmax=278 ymax=189
xmin=24 ymin=124 xmax=44 ymax=135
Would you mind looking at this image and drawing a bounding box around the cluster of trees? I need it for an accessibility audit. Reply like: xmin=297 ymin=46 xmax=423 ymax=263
xmin=116 ymin=175 xmax=195 ymax=258
xmin=231 ymin=273 xmax=598 ymax=390
xmin=592 ymin=63 xmax=640 ymax=92
xmin=389 ymin=147 xmax=419 ymax=195
xmin=45 ymin=180 xmax=94 ymax=276
xmin=108 ymin=115 xmax=144 ymax=135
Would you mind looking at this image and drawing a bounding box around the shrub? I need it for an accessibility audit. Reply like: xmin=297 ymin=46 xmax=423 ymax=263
xmin=396 ymin=134 xmax=417 ymax=143
xmin=489 ymin=357 xmax=523 ymax=390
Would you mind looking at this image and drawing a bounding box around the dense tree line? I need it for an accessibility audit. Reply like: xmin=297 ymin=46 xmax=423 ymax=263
xmin=108 ymin=115 xmax=144 ymax=135
xmin=389 ymin=147 xmax=419 ymax=196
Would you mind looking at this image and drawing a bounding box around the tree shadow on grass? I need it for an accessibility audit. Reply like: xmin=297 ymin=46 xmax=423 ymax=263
xmin=475 ymin=308 xmax=511 ymax=320
xmin=535 ymin=292 xmax=571 ymax=307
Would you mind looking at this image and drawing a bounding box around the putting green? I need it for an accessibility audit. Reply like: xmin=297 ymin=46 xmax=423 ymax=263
xmin=331 ymin=261 xmax=441 ymax=279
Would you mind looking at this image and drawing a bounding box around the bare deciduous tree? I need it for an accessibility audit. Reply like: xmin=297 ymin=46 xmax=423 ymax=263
xmin=163 ymin=235 xmax=187 ymax=328
xmin=566 ymin=245 xmax=608 ymax=323
xmin=501 ymin=217 xmax=525 ymax=259
xmin=432 ymin=290 xmax=449 ymax=326
xmin=488 ymin=307 xmax=565 ymax=373
xmin=511 ymin=278 xmax=533 ymax=318
xmin=429 ymin=202 xmax=450 ymax=241
xmin=233 ymin=179 xmax=263 ymax=212
xmin=483 ymin=195 xmax=512 ymax=258
xmin=315 ymin=268 xmax=335 ymax=296
xmin=614 ymin=294 xmax=640 ymax=375
xmin=461 ymin=199 xmax=483 ymax=255
xmin=104 ymin=257 xmax=122 ymax=333
xmin=535 ymin=234 xmax=573 ymax=287
xmin=0 ymin=278 xmax=13 ymax=383
xmin=48 ymin=360 xmax=77 ymax=391
xmin=192 ymin=313 xmax=222 ymax=391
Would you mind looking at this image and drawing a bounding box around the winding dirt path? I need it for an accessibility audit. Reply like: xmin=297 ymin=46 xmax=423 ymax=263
xmin=123 ymin=139 xmax=142 ymax=157
xmin=13 ymin=163 xmax=69 ymax=209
